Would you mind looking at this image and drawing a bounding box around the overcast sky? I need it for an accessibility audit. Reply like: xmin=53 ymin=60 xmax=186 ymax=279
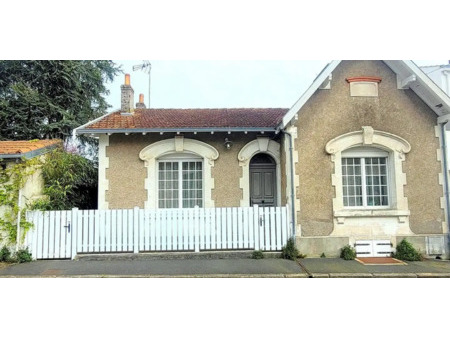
xmin=105 ymin=60 xmax=450 ymax=112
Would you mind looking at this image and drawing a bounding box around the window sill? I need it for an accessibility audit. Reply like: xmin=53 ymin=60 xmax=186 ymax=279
xmin=334 ymin=209 xmax=410 ymax=224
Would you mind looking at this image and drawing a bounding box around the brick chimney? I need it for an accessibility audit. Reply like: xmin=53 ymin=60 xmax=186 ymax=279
xmin=121 ymin=74 xmax=134 ymax=114
xmin=136 ymin=93 xmax=146 ymax=108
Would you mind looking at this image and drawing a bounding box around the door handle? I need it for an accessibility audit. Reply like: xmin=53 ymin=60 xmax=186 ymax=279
xmin=64 ymin=222 xmax=71 ymax=233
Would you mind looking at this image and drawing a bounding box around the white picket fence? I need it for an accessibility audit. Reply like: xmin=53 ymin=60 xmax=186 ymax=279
xmin=24 ymin=205 xmax=292 ymax=260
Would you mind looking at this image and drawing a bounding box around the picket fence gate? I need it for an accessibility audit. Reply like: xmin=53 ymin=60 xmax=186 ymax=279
xmin=24 ymin=205 xmax=292 ymax=260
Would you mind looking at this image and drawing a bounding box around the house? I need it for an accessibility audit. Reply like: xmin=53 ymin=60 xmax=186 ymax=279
xmin=75 ymin=61 xmax=450 ymax=258
xmin=0 ymin=139 xmax=60 ymax=245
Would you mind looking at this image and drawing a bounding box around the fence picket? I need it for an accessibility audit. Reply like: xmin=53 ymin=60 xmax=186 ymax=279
xmin=248 ymin=207 xmax=254 ymax=249
xmin=61 ymin=211 xmax=67 ymax=258
xmin=281 ymin=207 xmax=287 ymax=246
xmin=270 ymin=207 xmax=276 ymax=251
xmin=237 ymin=208 xmax=243 ymax=249
xmin=172 ymin=210 xmax=178 ymax=251
xmin=275 ymin=207 xmax=282 ymax=250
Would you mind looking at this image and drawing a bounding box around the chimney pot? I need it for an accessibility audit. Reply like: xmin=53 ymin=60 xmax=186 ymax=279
xmin=125 ymin=74 xmax=131 ymax=85
xmin=136 ymin=93 xmax=146 ymax=109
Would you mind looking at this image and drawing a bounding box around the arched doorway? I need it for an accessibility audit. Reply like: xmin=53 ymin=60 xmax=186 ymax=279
xmin=249 ymin=153 xmax=277 ymax=207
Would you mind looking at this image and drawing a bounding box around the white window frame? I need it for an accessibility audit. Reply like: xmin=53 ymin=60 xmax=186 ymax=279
xmin=325 ymin=126 xmax=411 ymax=223
xmin=157 ymin=153 xmax=204 ymax=209
xmin=139 ymin=137 xmax=219 ymax=209
xmin=341 ymin=147 xmax=390 ymax=210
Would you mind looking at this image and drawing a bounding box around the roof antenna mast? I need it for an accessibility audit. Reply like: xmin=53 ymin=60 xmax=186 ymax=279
xmin=133 ymin=60 xmax=152 ymax=108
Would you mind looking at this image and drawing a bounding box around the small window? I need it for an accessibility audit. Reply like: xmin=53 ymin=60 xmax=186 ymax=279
xmin=342 ymin=148 xmax=389 ymax=208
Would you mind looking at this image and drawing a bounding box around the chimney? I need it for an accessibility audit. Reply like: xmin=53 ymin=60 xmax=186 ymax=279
xmin=121 ymin=74 xmax=134 ymax=114
xmin=136 ymin=93 xmax=146 ymax=109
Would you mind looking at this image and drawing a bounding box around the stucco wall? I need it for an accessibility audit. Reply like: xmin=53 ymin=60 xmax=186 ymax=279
xmin=105 ymin=132 xmax=273 ymax=209
xmin=294 ymin=60 xmax=443 ymax=237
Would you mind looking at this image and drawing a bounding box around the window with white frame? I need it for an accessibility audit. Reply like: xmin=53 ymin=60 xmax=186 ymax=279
xmin=342 ymin=147 xmax=389 ymax=208
xmin=158 ymin=154 xmax=203 ymax=208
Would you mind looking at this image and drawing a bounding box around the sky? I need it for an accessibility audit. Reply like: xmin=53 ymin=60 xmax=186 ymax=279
xmin=105 ymin=60 xmax=450 ymax=112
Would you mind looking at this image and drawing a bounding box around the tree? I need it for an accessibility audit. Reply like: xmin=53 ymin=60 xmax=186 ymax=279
xmin=0 ymin=60 xmax=120 ymax=141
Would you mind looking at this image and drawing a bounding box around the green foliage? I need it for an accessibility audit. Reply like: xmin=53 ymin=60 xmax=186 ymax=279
xmin=0 ymin=246 xmax=11 ymax=262
xmin=0 ymin=158 xmax=37 ymax=245
xmin=281 ymin=238 xmax=305 ymax=260
xmin=393 ymin=239 xmax=423 ymax=261
xmin=252 ymin=250 xmax=264 ymax=259
xmin=320 ymin=252 xmax=326 ymax=258
xmin=340 ymin=245 xmax=356 ymax=260
xmin=15 ymin=247 xmax=32 ymax=263
xmin=0 ymin=60 xmax=121 ymax=142
xmin=30 ymin=147 xmax=98 ymax=210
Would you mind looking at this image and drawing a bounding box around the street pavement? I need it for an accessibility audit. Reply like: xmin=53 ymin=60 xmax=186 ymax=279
xmin=1 ymin=253 xmax=450 ymax=277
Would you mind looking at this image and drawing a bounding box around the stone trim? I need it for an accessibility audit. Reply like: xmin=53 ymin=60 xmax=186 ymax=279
xmin=98 ymin=134 xmax=110 ymax=210
xmin=238 ymin=137 xmax=281 ymax=207
xmin=139 ymin=137 xmax=219 ymax=209
xmin=435 ymin=124 xmax=449 ymax=235
xmin=325 ymin=126 xmax=411 ymax=225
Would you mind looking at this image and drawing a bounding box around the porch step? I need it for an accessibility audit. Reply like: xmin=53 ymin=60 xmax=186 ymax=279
xmin=75 ymin=251 xmax=283 ymax=261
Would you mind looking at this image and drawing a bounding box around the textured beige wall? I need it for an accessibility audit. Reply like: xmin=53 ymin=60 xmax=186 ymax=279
xmin=105 ymin=132 xmax=270 ymax=209
xmin=294 ymin=60 xmax=443 ymax=236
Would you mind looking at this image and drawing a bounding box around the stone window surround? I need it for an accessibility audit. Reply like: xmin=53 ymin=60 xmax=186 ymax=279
xmin=325 ymin=126 xmax=411 ymax=224
xmin=238 ymin=137 xmax=281 ymax=207
xmin=139 ymin=136 xmax=219 ymax=209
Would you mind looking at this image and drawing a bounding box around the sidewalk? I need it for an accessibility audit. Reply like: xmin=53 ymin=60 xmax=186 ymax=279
xmin=1 ymin=253 xmax=450 ymax=278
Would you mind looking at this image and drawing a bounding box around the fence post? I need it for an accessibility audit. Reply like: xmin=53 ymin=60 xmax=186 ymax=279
xmin=134 ymin=207 xmax=139 ymax=254
xmin=194 ymin=206 xmax=200 ymax=253
xmin=253 ymin=205 xmax=260 ymax=250
xmin=71 ymin=208 xmax=78 ymax=260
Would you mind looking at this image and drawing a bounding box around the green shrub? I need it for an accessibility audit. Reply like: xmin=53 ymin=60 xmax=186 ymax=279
xmin=252 ymin=250 xmax=264 ymax=259
xmin=281 ymin=238 xmax=305 ymax=260
xmin=320 ymin=252 xmax=326 ymax=258
xmin=340 ymin=245 xmax=356 ymax=260
xmin=15 ymin=247 xmax=32 ymax=263
xmin=0 ymin=246 xmax=11 ymax=262
xmin=393 ymin=239 xmax=422 ymax=261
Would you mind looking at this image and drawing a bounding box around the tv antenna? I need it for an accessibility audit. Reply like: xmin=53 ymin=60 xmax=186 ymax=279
xmin=133 ymin=60 xmax=152 ymax=108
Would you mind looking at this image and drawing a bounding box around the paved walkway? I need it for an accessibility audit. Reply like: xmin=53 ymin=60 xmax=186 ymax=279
xmin=1 ymin=254 xmax=450 ymax=277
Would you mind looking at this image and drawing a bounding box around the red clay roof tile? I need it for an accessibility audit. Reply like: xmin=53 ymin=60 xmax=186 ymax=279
xmin=0 ymin=139 xmax=61 ymax=156
xmin=84 ymin=108 xmax=288 ymax=130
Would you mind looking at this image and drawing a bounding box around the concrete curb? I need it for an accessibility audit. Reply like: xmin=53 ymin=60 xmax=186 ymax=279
xmin=2 ymin=272 xmax=449 ymax=278
xmin=0 ymin=273 xmax=309 ymax=278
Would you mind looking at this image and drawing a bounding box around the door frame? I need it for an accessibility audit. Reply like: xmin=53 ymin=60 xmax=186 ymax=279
xmin=238 ymin=138 xmax=281 ymax=207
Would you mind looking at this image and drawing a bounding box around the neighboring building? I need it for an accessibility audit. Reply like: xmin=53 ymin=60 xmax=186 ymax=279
xmin=0 ymin=140 xmax=60 ymax=245
xmin=421 ymin=63 xmax=450 ymax=95
xmin=76 ymin=61 xmax=450 ymax=258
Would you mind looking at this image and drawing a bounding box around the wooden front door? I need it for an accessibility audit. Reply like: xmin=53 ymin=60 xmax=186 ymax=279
xmin=250 ymin=153 xmax=277 ymax=207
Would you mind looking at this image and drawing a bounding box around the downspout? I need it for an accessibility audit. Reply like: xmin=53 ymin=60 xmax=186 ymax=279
xmin=440 ymin=121 xmax=450 ymax=255
xmin=282 ymin=129 xmax=296 ymax=238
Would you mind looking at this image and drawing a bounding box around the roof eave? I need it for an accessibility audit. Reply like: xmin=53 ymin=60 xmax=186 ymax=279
xmin=76 ymin=127 xmax=279 ymax=135
xmin=278 ymin=60 xmax=341 ymax=130
xmin=0 ymin=143 xmax=59 ymax=160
